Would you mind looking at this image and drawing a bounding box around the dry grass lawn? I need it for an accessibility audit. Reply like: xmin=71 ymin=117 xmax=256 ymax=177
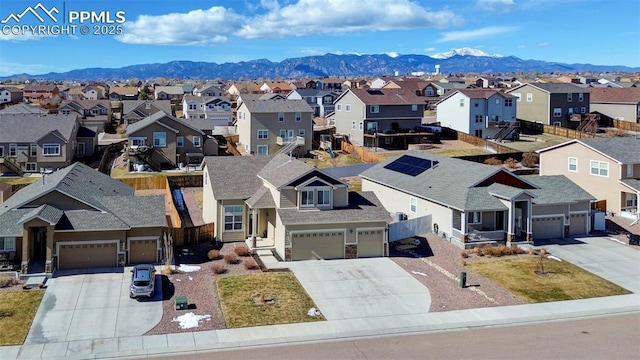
xmin=303 ymin=152 xmax=364 ymax=168
xmin=0 ymin=177 xmax=40 ymax=185
xmin=193 ymin=189 xmax=203 ymax=209
xmin=217 ymin=272 xmax=325 ymax=328
xmin=468 ymin=257 xmax=631 ymax=303
xmin=430 ymin=148 xmax=490 ymax=157
xmin=0 ymin=290 xmax=45 ymax=345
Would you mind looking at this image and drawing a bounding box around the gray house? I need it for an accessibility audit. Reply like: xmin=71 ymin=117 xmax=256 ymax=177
xmin=122 ymin=100 xmax=172 ymax=125
xmin=287 ymin=88 xmax=339 ymax=117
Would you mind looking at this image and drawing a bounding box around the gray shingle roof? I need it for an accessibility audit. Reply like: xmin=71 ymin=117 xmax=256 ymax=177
xmin=277 ymin=191 xmax=391 ymax=225
xmin=242 ymin=99 xmax=313 ymax=113
xmin=245 ymin=186 xmax=275 ymax=208
xmin=96 ymin=196 xmax=167 ymax=228
xmin=621 ymin=179 xmax=640 ymax=192
xmin=125 ymin=111 xmax=204 ymax=136
xmin=57 ymin=210 xmax=130 ymax=231
xmin=19 ymin=204 xmax=64 ymax=225
xmin=203 ymin=156 xmax=272 ymax=200
xmin=527 ymin=83 xmax=585 ymax=94
xmin=0 ymin=103 xmax=48 ymax=114
xmin=0 ymin=113 xmax=78 ymax=143
xmin=523 ymin=175 xmax=596 ymax=204
xmin=578 ymin=137 xmax=640 ymax=164
xmin=122 ymin=100 xmax=172 ymax=116
xmin=0 ymin=209 xmax=31 ymax=236
xmin=257 ymin=154 xmax=314 ymax=189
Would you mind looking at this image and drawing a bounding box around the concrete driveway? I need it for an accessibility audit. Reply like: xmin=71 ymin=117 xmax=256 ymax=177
xmin=24 ymin=268 xmax=163 ymax=344
xmin=287 ymin=258 xmax=431 ymax=321
xmin=536 ymin=236 xmax=640 ymax=293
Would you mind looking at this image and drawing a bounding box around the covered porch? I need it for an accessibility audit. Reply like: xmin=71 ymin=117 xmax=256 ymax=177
xmin=619 ymin=180 xmax=640 ymax=222
xmin=244 ymin=188 xmax=277 ymax=250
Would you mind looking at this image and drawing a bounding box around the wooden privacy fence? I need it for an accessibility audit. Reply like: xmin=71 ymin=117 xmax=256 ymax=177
xmin=164 ymin=177 xmax=181 ymax=228
xmin=169 ymin=223 xmax=215 ymax=246
xmin=455 ymin=131 xmax=517 ymax=154
xmin=613 ymin=119 xmax=640 ymax=132
xmin=340 ymin=141 xmax=384 ymax=162
xmin=118 ymin=176 xmax=167 ymax=190
xmin=541 ymin=124 xmax=596 ymax=139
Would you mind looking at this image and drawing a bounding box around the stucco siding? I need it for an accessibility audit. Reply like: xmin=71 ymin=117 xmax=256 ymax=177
xmin=332 ymin=92 xmax=365 ymax=144
xmin=532 ymin=204 xmax=568 ymax=216
xmin=436 ymin=92 xmax=471 ymax=134
xmin=26 ymin=190 xmax=95 ymax=211
xmin=202 ymin=168 xmax=217 ymax=224
xmin=591 ymin=103 xmax=637 ymax=123
xmin=509 ymin=86 xmax=549 ymax=123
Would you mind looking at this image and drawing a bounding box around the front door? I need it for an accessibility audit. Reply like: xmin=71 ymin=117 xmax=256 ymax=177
xmin=495 ymin=211 xmax=505 ymax=230
xmin=33 ymin=227 xmax=47 ymax=261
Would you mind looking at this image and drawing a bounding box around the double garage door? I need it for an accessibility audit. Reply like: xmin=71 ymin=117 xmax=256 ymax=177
xmin=290 ymin=229 xmax=385 ymax=261
xmin=58 ymin=242 xmax=118 ymax=270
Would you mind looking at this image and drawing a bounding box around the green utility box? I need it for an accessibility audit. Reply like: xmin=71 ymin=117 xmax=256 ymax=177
xmin=175 ymin=296 xmax=188 ymax=310
xmin=459 ymin=272 xmax=467 ymax=288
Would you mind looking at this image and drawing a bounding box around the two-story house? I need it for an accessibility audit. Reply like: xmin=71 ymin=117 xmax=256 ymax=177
xmin=109 ymin=86 xmax=139 ymax=101
xmin=23 ymin=84 xmax=60 ymax=104
xmin=286 ymin=89 xmax=338 ymax=118
xmin=0 ymin=113 xmax=83 ymax=174
xmin=235 ymin=99 xmax=313 ymax=157
xmin=122 ymin=100 xmax=172 ymax=125
xmin=381 ymin=78 xmax=431 ymax=96
xmin=0 ymin=87 xmax=24 ymax=105
xmin=506 ymin=83 xmax=590 ymax=128
xmin=125 ymin=112 xmax=215 ymax=170
xmin=589 ymin=88 xmax=640 ymax=124
xmin=328 ymin=88 xmax=426 ymax=149
xmin=182 ymin=95 xmax=232 ymax=125
xmin=58 ymin=100 xmax=112 ymax=132
xmin=435 ymin=89 xmax=518 ymax=140
xmin=305 ymin=78 xmax=343 ymax=91
xmin=193 ymin=84 xmax=225 ymax=97
xmin=202 ymin=154 xmax=390 ymax=260
xmin=537 ymin=137 xmax=640 ymax=222
xmin=260 ymin=81 xmax=295 ymax=94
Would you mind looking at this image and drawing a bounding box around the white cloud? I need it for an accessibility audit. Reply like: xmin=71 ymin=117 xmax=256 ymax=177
xmin=517 ymin=44 xmax=527 ymax=48
xmin=238 ymin=0 xmax=460 ymax=39
xmin=117 ymin=7 xmax=245 ymax=45
xmin=537 ymin=42 xmax=550 ymax=47
xmin=476 ymin=0 xmax=515 ymax=11
xmin=0 ymin=32 xmax=54 ymax=42
xmin=436 ymin=26 xmax=517 ymax=43
xmin=424 ymin=47 xmax=437 ymax=52
xmin=0 ymin=60 xmax=54 ymax=76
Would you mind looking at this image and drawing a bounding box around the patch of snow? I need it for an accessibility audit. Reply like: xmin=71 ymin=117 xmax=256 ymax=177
xmin=178 ymin=265 xmax=201 ymax=273
xmin=172 ymin=312 xmax=211 ymax=329
xmin=412 ymin=271 xmax=428 ymax=277
xmin=431 ymin=47 xmax=503 ymax=59
xmin=175 ymin=279 xmax=181 ymax=282
xmin=188 ymin=276 xmax=193 ymax=281
xmin=307 ymin=307 xmax=321 ymax=317
xmin=547 ymin=255 xmax=562 ymax=262
xmin=381 ymin=51 xmax=400 ymax=58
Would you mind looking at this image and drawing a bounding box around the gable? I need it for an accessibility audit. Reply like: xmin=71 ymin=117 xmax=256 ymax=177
xmin=474 ymin=170 xmax=536 ymax=189
xmin=24 ymin=190 xmax=97 ymax=211
xmin=287 ymin=170 xmax=344 ymax=187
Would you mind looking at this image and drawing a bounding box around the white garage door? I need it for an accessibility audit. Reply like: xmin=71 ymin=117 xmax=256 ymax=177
xmin=58 ymin=242 xmax=118 ymax=270
xmin=532 ymin=216 xmax=563 ymax=240
xmin=291 ymin=231 xmax=344 ymax=261
xmin=569 ymin=213 xmax=588 ymax=236
xmin=357 ymin=229 xmax=384 ymax=258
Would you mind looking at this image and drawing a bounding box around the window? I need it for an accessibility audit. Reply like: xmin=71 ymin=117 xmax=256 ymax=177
xmin=0 ymin=146 xmax=3 ymax=157
xmin=568 ymin=157 xmax=578 ymax=172
xmin=345 ymin=104 xmax=351 ymax=112
xmin=223 ymin=205 xmax=243 ymax=231
xmin=370 ymin=105 xmax=379 ymax=113
xmin=295 ymin=112 xmax=301 ymax=122
xmin=76 ymin=142 xmax=85 ymax=156
xmin=426 ymin=88 xmax=434 ymax=97
xmin=505 ymin=98 xmax=513 ymax=107
xmin=337 ymin=104 xmax=342 ymax=111
xmin=278 ymin=112 xmax=285 ymax=122
xmin=459 ymin=99 xmax=465 ymax=107
xmin=553 ymin=121 xmax=562 ymax=126
xmin=30 ymin=144 xmax=38 ymax=157
xmin=553 ymin=108 xmax=562 ymax=117
xmin=131 ymin=137 xmax=146 ymax=146
xmin=352 ymin=121 xmax=356 ymax=130
xmin=411 ymin=104 xmax=418 ymax=111
xmin=317 ymin=189 xmax=330 ymax=206
xmin=590 ymin=160 xmax=609 ymax=177
xmin=301 ymin=190 xmax=314 ymax=207
xmin=410 ymin=197 xmax=417 ymax=213
xmin=279 ymin=129 xmax=287 ymax=139
xmin=176 ymin=136 xmax=184 ymax=147
xmin=526 ymin=93 xmax=533 ymax=102
xmin=468 ymin=212 xmax=482 ymax=224
xmin=627 ymin=165 xmax=634 ymax=178
xmin=9 ymin=144 xmax=16 ymax=157
xmin=25 ymin=163 xmax=37 ymax=172
xmin=153 ymin=132 xmax=166 ymax=147
xmin=257 ymin=130 xmax=268 ymax=140
xmin=193 ymin=136 xmax=201 ymax=147
xmin=189 ymin=103 xmax=197 ymax=110
xmin=581 ymin=107 xmax=586 ymax=114
xmin=474 ymin=102 xmax=479 ymax=108
xmin=61 ymin=109 xmax=70 ymax=115
xmin=0 ymin=237 xmax=15 ymax=251
xmin=43 ymin=144 xmax=60 ymax=156
xmin=358 ymin=122 xmax=363 ymax=131
xmin=578 ymin=93 xmax=584 ymax=102
xmin=495 ymin=98 xmax=500 ymax=105
xmin=567 ymin=93 xmax=572 ymax=102
xmin=298 ymin=129 xmax=305 ymax=136
xmin=475 ymin=115 xmax=483 ymax=123
xmin=512 ymin=93 xmax=521 ymax=102
xmin=256 ymin=145 xmax=268 ymax=156
xmin=324 ymin=96 xmax=332 ymax=104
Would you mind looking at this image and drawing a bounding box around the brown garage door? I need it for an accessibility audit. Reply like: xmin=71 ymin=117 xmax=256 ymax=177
xmin=570 ymin=213 xmax=587 ymax=236
xmin=357 ymin=229 xmax=384 ymax=258
xmin=129 ymin=239 xmax=158 ymax=264
xmin=532 ymin=217 xmax=563 ymax=240
xmin=291 ymin=231 xmax=344 ymax=261
xmin=58 ymin=242 xmax=118 ymax=270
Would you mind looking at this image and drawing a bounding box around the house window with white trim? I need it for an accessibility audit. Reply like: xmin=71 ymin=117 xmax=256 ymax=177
xmin=410 ymin=197 xmax=417 ymax=213
xmin=358 ymin=122 xmax=363 ymax=131
xmin=578 ymin=93 xmax=584 ymax=102
xmin=352 ymin=121 xmax=356 ymax=130
xmin=475 ymin=115 xmax=483 ymax=123
xmin=411 ymin=104 xmax=418 ymax=111
xmin=568 ymin=157 xmax=578 ymax=172
xmin=25 ymin=163 xmax=37 ymax=172
xmin=526 ymin=93 xmax=533 ymax=102
xmin=590 ymin=160 xmax=609 ymax=177
xmin=295 ymin=112 xmax=302 ymax=122
xmin=553 ymin=108 xmax=562 ymax=117
xmin=468 ymin=212 xmax=482 ymax=224
xmin=257 ymin=130 xmax=268 ymax=140
xmin=345 ymin=104 xmax=351 ymax=112
xmin=43 ymin=143 xmax=60 ymax=156
xmin=459 ymin=99 xmax=464 ymax=107
xmin=301 ymin=190 xmax=314 ymax=207
xmin=9 ymin=144 xmax=16 ymax=157
xmin=370 ymin=105 xmax=379 ymax=113
xmin=317 ymin=189 xmax=330 ymax=206
xmin=581 ymin=107 xmax=586 ymax=114
xmin=153 ymin=132 xmax=166 ymax=147
xmin=505 ymin=98 xmax=513 ymax=107
xmin=30 ymin=144 xmax=38 ymax=157
xmin=223 ymin=205 xmax=243 ymax=231
xmin=131 ymin=137 xmax=146 ymax=146
xmin=298 ymin=129 xmax=305 ymax=136
xmin=567 ymin=93 xmax=572 ymax=102
xmin=256 ymin=145 xmax=268 ymax=156
xmin=176 ymin=136 xmax=184 ymax=147
xmin=337 ymin=104 xmax=342 ymax=111
xmin=193 ymin=136 xmax=201 ymax=147
xmin=278 ymin=112 xmax=285 ymax=122
xmin=0 ymin=237 xmax=15 ymax=251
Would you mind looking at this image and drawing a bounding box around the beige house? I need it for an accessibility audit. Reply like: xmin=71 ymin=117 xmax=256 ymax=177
xmin=235 ymin=99 xmax=313 ymax=157
xmin=589 ymin=88 xmax=640 ymax=124
xmin=0 ymin=162 xmax=166 ymax=274
xmin=361 ymin=151 xmax=595 ymax=248
xmin=202 ymin=155 xmax=390 ymax=261
xmin=537 ymin=137 xmax=640 ymax=222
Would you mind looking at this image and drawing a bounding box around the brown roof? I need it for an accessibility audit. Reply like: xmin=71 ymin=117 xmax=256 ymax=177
xmin=457 ymin=89 xmax=514 ymax=99
xmin=348 ymin=88 xmax=425 ymax=105
xmin=109 ymin=86 xmax=139 ymax=95
xmin=589 ymin=88 xmax=640 ymax=103
xmin=384 ymin=78 xmax=430 ymax=90
xmin=24 ymin=84 xmax=58 ymax=92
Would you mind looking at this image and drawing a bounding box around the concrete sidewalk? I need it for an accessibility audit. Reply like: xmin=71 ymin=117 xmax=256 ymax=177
xmin=2 ymin=294 xmax=638 ymax=359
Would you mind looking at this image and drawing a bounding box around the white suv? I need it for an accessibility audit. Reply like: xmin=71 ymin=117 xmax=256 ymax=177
xmin=129 ymin=264 xmax=156 ymax=298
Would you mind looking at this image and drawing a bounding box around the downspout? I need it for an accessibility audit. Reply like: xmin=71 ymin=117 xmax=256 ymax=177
xmin=631 ymin=190 xmax=640 ymax=226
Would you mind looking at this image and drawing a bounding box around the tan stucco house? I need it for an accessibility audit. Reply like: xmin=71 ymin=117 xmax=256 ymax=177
xmin=0 ymin=162 xmax=166 ymax=274
xmin=361 ymin=151 xmax=595 ymax=248
xmin=537 ymin=137 xmax=640 ymax=222
xmin=202 ymin=154 xmax=390 ymax=261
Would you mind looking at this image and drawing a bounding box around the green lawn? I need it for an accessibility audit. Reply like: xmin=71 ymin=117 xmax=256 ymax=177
xmin=0 ymin=290 xmax=45 ymax=345
xmin=468 ymin=257 xmax=631 ymax=303
xmin=217 ymin=272 xmax=325 ymax=328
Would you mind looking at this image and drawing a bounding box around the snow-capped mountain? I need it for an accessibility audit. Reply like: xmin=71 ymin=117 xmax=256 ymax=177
xmin=430 ymin=47 xmax=503 ymax=59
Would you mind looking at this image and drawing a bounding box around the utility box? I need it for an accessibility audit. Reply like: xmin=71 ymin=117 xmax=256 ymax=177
xmin=175 ymin=296 xmax=188 ymax=310
xmin=459 ymin=272 xmax=467 ymax=288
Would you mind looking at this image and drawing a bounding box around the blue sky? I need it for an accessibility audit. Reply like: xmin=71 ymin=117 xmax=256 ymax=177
xmin=0 ymin=0 xmax=638 ymax=76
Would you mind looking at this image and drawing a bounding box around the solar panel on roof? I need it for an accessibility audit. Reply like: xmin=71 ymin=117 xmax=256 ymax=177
xmin=383 ymin=155 xmax=438 ymax=176
xmin=366 ymin=89 xmax=384 ymax=95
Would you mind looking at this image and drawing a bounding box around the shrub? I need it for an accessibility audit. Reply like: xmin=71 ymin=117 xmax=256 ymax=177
xmin=211 ymin=263 xmax=226 ymax=274
xmin=234 ymin=245 xmax=251 ymax=257
xmin=497 ymin=244 xmax=511 ymax=256
xmin=243 ymin=259 xmax=259 ymax=270
xmin=472 ymin=246 xmax=482 ymax=256
xmin=481 ymin=244 xmax=494 ymax=257
xmin=521 ymin=152 xmax=539 ymax=167
xmin=484 ymin=157 xmax=503 ymax=166
xmin=504 ymin=158 xmax=518 ymax=169
xmin=461 ymin=251 xmax=469 ymax=258
xmin=512 ymin=246 xmax=527 ymax=255
xmin=0 ymin=274 xmax=19 ymax=288
xmin=207 ymin=249 xmax=222 ymax=260
xmin=224 ymin=253 xmax=240 ymax=264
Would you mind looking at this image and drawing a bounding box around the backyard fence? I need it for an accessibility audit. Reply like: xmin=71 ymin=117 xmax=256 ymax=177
xmin=340 ymin=141 xmax=384 ymax=162
xmin=455 ymin=131 xmax=517 ymax=154
xmin=169 ymin=223 xmax=215 ymax=246
xmin=518 ymin=120 xmax=597 ymax=139
xmin=613 ymin=119 xmax=640 ymax=133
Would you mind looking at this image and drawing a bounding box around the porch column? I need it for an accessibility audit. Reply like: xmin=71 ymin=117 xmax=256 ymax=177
xmin=527 ymin=200 xmax=533 ymax=242
xmin=45 ymin=225 xmax=54 ymax=273
xmin=506 ymin=201 xmax=515 ymax=245
xmin=251 ymin=208 xmax=258 ymax=238
xmin=21 ymin=227 xmax=30 ymax=274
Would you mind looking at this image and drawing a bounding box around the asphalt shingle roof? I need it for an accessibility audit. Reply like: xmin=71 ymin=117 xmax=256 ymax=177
xmin=122 ymin=100 xmax=172 ymax=116
xmin=527 ymin=83 xmax=585 ymax=94
xmin=589 ymin=88 xmax=640 ymax=103
xmin=0 ymin=113 xmax=78 ymax=143
xmin=579 ymin=137 xmax=640 ymax=164
xmin=18 ymin=204 xmax=64 ymax=225
xmin=348 ymin=88 xmax=425 ymax=105
xmin=257 ymin=154 xmax=313 ymax=189
xmin=204 ymin=156 xmax=272 ymax=200
xmin=523 ymin=175 xmax=596 ymax=204
xmin=621 ymin=179 xmax=640 ymax=192
xmin=245 ymin=186 xmax=275 ymax=208
xmin=125 ymin=111 xmax=204 ymax=136
xmin=242 ymin=99 xmax=313 ymax=113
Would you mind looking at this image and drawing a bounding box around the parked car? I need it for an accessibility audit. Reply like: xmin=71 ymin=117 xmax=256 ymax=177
xmin=129 ymin=264 xmax=156 ymax=298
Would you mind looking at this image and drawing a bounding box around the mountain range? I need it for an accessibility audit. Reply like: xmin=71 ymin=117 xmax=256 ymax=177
xmin=3 ymin=48 xmax=638 ymax=81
